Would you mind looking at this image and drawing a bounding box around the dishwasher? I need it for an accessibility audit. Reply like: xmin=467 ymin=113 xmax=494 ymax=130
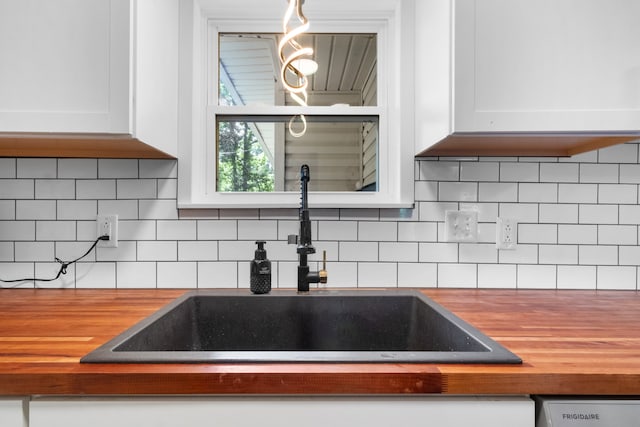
xmin=535 ymin=396 xmax=640 ymax=426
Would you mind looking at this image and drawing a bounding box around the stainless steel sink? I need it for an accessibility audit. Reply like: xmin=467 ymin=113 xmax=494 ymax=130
xmin=81 ymin=290 xmax=521 ymax=364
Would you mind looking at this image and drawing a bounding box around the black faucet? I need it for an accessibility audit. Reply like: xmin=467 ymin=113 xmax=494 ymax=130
xmin=289 ymin=164 xmax=327 ymax=292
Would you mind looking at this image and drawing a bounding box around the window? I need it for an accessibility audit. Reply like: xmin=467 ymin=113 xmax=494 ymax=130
xmin=178 ymin=0 xmax=415 ymax=208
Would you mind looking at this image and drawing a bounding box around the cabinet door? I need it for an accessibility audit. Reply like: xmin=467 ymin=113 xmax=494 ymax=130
xmin=454 ymin=0 xmax=640 ymax=132
xmin=0 ymin=0 xmax=129 ymax=133
xmin=30 ymin=396 xmax=533 ymax=427
xmin=0 ymin=399 xmax=27 ymax=427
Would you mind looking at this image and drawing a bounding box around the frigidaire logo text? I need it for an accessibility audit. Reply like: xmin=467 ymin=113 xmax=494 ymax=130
xmin=562 ymin=413 xmax=600 ymax=421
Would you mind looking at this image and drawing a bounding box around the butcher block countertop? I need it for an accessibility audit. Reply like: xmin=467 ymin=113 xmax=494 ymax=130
xmin=0 ymin=288 xmax=639 ymax=396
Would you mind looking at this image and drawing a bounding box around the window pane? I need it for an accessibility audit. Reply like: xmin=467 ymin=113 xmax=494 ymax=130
xmin=218 ymin=33 xmax=377 ymax=107
xmin=217 ymin=115 xmax=378 ymax=192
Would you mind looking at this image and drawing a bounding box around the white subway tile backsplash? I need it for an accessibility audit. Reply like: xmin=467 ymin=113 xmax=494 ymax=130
xmin=76 ymin=262 xmax=116 ymax=288
xmin=598 ymin=184 xmax=638 ymax=204
xmin=619 ymin=246 xmax=640 ymax=266
xmin=15 ymin=242 xmax=54 ymax=262
xmin=438 ymin=182 xmax=477 ymax=202
xmin=539 ymin=204 xmax=578 ymax=224
xmin=17 ymin=159 xmax=56 ymax=179
xmin=397 ymin=262 xmax=437 ymax=287
xmin=119 ymin=220 xmax=156 ymax=240
xmin=438 ymin=263 xmax=477 ymax=288
xmin=57 ymin=242 xmax=96 ymax=262
xmin=560 ymin=150 xmax=598 ymax=163
xmin=379 ymin=242 xmax=418 ymax=262
xmin=97 ymin=241 xmax=137 ymax=262
xmin=558 ymin=184 xmax=598 ymax=203
xmin=0 ymin=262 xmax=32 ymax=285
xmin=500 ymin=162 xmax=539 ymax=182
xmin=418 ymin=161 xmax=459 ymax=181
xmin=339 ymin=241 xmax=378 ymax=261
xmin=598 ymin=225 xmax=637 ymax=245
xmin=318 ymin=221 xmax=357 ymax=241
xmin=157 ymin=179 xmax=177 ymax=199
xmin=499 ymin=244 xmax=538 ymax=264
xmin=460 ymin=162 xmax=499 ymax=182
xmin=519 ymin=224 xmax=558 ymax=244
xmin=479 ymin=183 xmax=518 ymax=202
xmin=414 ymin=181 xmax=438 ymax=201
xmin=139 ymin=200 xmax=178 ymax=220
xmin=0 ymin=179 xmax=34 ymax=199
xmin=557 ymin=265 xmax=596 ymax=289
xmin=359 ymin=222 xmax=397 ymax=241
xmin=597 ymin=266 xmax=636 ymax=290
xmin=198 ymin=262 xmax=238 ymax=288
xmin=58 ymin=159 xmax=97 ymax=179
xmin=498 ymin=203 xmax=539 ymax=223
xmin=418 ymin=202 xmax=458 ymax=222
xmin=621 ymin=205 xmax=640 ymax=225
xmin=419 ymin=242 xmax=458 ymax=263
xmin=218 ymin=240 xmax=256 ymax=261
xmin=559 ymin=224 xmax=598 ymax=244
xmin=198 ymin=220 xmax=238 ymax=240
xmin=620 ymin=164 xmax=640 ymax=183
xmin=398 ymin=222 xmax=437 ymax=242
xmin=519 ymin=183 xmax=557 ymax=203
xmin=16 ymin=200 xmax=56 ymax=220
xmin=579 ymin=245 xmax=618 ymax=265
xmin=157 ymin=262 xmax=197 ymax=288
xmin=57 ymin=200 xmax=97 ymax=220
xmin=539 ymin=245 xmax=578 ymax=265
xmin=357 ymin=262 xmax=397 ymax=287
xmin=76 ymin=180 xmax=116 ymax=199
xmin=323 ymin=262 xmax=357 ymax=287
xmin=517 ymin=265 xmax=556 ymax=289
xmin=540 ymin=163 xmax=579 ymax=183
xmin=0 ymin=242 xmax=13 ymax=261
xmin=0 ymin=159 xmax=16 ymax=178
xmin=340 ymin=209 xmax=380 ymax=221
xmin=0 ymin=221 xmax=35 ymax=241
xmin=157 ymin=220 xmax=197 ymax=240
xmin=579 ymin=205 xmax=618 ymax=225
xmin=478 ymin=264 xmax=516 ymax=288
xmin=98 ymin=159 xmax=138 ymax=179
xmin=117 ymin=179 xmax=156 ymax=199
xmin=459 ymin=243 xmax=497 ymax=263
xmin=0 ymin=201 xmax=15 ymax=220
xmin=580 ymin=164 xmax=618 ymax=183
xmin=98 ymin=200 xmax=139 ymax=220
xmin=35 ymin=262 xmax=74 ymax=288
xmin=139 ymin=159 xmax=178 ymax=178
xmin=35 ymin=180 xmax=75 ymax=199
xmin=138 ymin=241 xmax=177 ymax=261
xmin=178 ymin=241 xmax=218 ymax=261
xmin=116 ymin=262 xmax=157 ymax=288
xmin=598 ymin=143 xmax=638 ymax=164
xmin=36 ymin=221 xmax=75 ymax=241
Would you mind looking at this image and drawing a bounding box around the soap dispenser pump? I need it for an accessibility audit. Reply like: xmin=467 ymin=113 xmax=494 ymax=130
xmin=250 ymin=241 xmax=271 ymax=294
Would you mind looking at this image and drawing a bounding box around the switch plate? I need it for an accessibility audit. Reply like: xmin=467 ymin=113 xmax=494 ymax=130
xmin=444 ymin=210 xmax=478 ymax=242
xmin=96 ymin=214 xmax=118 ymax=248
xmin=496 ymin=217 xmax=517 ymax=250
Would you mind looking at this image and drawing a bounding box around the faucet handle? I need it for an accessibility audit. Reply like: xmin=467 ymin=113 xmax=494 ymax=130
xmin=319 ymin=250 xmax=328 ymax=284
xmin=287 ymin=234 xmax=298 ymax=245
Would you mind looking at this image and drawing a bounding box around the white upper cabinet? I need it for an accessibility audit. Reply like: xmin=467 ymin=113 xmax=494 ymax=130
xmin=416 ymin=0 xmax=640 ymax=157
xmin=0 ymin=0 xmax=129 ymax=134
xmin=0 ymin=0 xmax=179 ymax=158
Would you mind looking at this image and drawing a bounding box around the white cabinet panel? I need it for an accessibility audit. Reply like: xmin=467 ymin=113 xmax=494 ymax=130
xmin=30 ymin=396 xmax=533 ymax=427
xmin=0 ymin=398 xmax=27 ymax=427
xmin=0 ymin=0 xmax=129 ymax=133
xmin=416 ymin=0 xmax=640 ymax=154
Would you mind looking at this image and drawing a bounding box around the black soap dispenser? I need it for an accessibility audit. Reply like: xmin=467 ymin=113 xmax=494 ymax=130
xmin=250 ymin=241 xmax=271 ymax=294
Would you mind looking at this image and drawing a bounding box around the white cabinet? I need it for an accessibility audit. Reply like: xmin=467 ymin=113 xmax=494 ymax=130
xmin=0 ymin=398 xmax=27 ymax=427
xmin=0 ymin=0 xmax=129 ymax=134
xmin=416 ymin=0 xmax=640 ymax=156
xmin=30 ymin=396 xmax=533 ymax=427
xmin=0 ymin=0 xmax=179 ymax=158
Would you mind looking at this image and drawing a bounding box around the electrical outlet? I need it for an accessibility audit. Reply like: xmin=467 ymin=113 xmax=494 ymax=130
xmin=96 ymin=214 xmax=118 ymax=248
xmin=444 ymin=210 xmax=478 ymax=242
xmin=496 ymin=217 xmax=517 ymax=250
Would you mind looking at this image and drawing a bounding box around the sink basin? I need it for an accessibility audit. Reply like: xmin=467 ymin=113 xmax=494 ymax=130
xmin=81 ymin=290 xmax=521 ymax=364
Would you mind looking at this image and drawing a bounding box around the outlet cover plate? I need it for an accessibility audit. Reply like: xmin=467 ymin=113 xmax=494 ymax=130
xmin=444 ymin=210 xmax=478 ymax=242
xmin=496 ymin=217 xmax=517 ymax=250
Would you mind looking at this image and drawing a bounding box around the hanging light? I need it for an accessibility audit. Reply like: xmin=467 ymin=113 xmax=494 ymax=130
xmin=278 ymin=0 xmax=317 ymax=137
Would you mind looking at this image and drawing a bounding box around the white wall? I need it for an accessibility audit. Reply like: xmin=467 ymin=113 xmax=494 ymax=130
xmin=1 ymin=141 xmax=640 ymax=290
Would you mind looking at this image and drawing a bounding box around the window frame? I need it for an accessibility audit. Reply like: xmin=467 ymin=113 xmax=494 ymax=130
xmin=178 ymin=0 xmax=415 ymax=208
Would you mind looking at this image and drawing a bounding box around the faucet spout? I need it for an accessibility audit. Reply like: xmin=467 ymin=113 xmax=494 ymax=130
xmin=289 ymin=164 xmax=327 ymax=292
